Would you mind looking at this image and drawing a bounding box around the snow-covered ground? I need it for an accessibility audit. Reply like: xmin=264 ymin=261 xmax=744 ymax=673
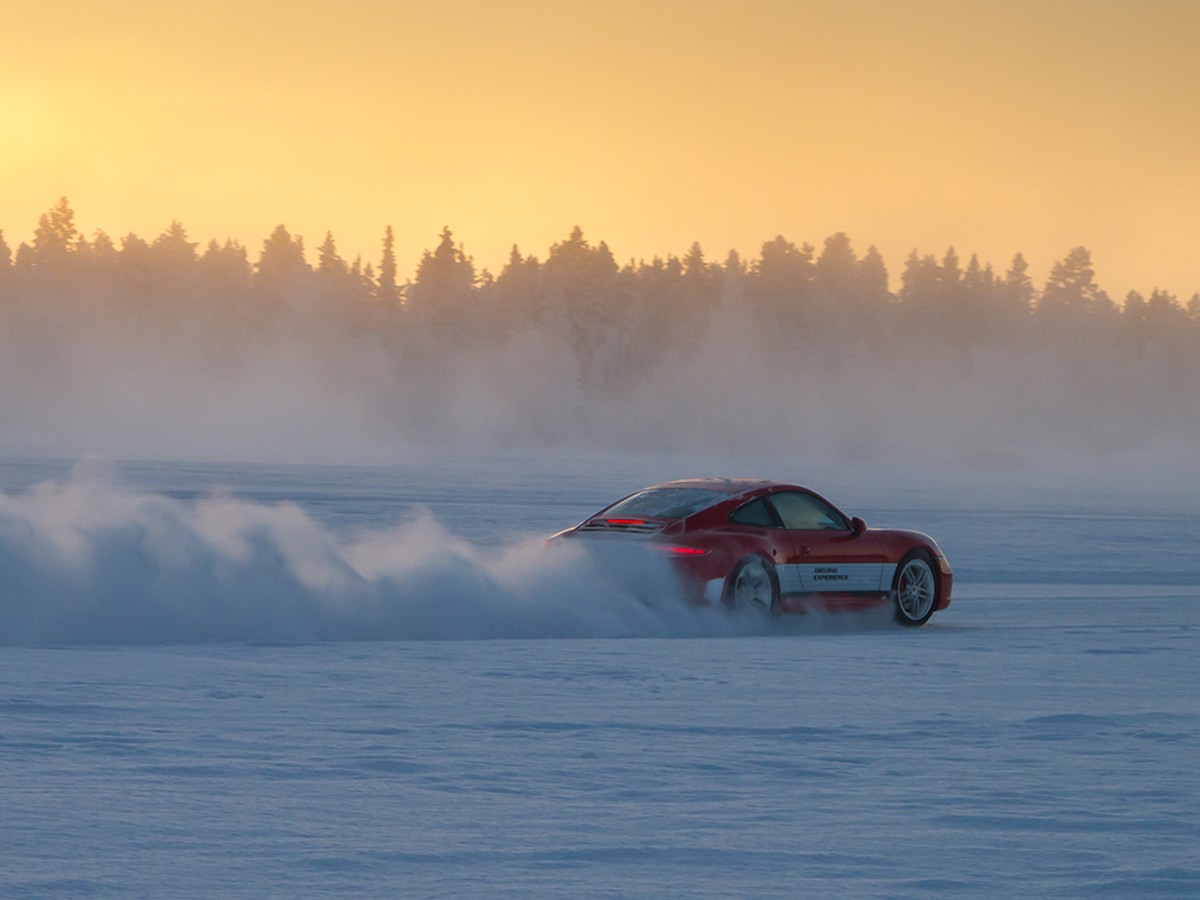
xmin=1 ymin=452 xmax=1197 ymax=897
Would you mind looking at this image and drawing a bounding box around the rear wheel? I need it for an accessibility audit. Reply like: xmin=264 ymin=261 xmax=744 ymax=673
xmin=723 ymin=556 xmax=780 ymax=615
xmin=893 ymin=553 xmax=938 ymax=626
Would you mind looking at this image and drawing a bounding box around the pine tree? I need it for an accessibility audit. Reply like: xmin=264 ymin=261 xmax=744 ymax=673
xmin=411 ymin=227 xmax=476 ymax=333
xmin=378 ymin=225 xmax=398 ymax=302
xmin=899 ymin=250 xmax=939 ymax=305
xmin=31 ymin=197 xmax=78 ymax=265
xmin=316 ymin=232 xmax=346 ymax=276
xmin=939 ymin=247 xmax=961 ymax=286
xmin=755 ymin=235 xmax=814 ymax=287
xmin=90 ymin=230 xmax=118 ymax=265
xmin=416 ymin=227 xmax=474 ymax=295
xmin=856 ymin=246 xmax=890 ymax=301
xmin=963 ymin=253 xmax=985 ymax=291
xmin=723 ymin=248 xmax=745 ymax=276
xmin=495 ymin=245 xmax=543 ymax=325
xmin=115 ymin=232 xmax=153 ymax=301
xmin=1145 ymin=288 xmax=1184 ymax=324
xmin=152 ymin=221 xmax=197 ymax=267
xmin=814 ymin=232 xmax=858 ymax=295
xmin=257 ymin=225 xmax=308 ymax=284
xmin=200 ymin=239 xmax=251 ymax=288
xmin=1002 ymin=253 xmax=1035 ymax=312
xmin=751 ymin=235 xmax=815 ymax=328
xmin=1040 ymin=247 xmax=1112 ymax=316
xmin=682 ymin=241 xmax=707 ymax=279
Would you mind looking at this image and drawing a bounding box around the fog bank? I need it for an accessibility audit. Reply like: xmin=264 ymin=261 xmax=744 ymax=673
xmin=2 ymin=217 xmax=1197 ymax=483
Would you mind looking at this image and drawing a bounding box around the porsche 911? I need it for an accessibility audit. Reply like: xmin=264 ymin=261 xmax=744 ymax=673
xmin=553 ymin=478 xmax=953 ymax=625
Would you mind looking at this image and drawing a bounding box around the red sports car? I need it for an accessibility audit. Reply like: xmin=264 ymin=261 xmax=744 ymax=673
xmin=554 ymin=479 xmax=953 ymax=625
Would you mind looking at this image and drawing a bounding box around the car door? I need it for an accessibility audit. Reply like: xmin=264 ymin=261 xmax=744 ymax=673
xmin=765 ymin=491 xmax=889 ymax=594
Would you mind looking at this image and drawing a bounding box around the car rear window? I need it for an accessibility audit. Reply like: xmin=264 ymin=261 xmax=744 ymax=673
xmin=602 ymin=488 xmax=725 ymax=520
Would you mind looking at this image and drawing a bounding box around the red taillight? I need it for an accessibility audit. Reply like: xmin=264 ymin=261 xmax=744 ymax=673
xmin=606 ymin=518 xmax=647 ymax=525
xmin=656 ymin=545 xmax=709 ymax=557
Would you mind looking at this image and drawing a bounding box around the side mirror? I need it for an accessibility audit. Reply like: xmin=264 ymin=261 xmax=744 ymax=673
xmin=850 ymin=517 xmax=867 ymax=536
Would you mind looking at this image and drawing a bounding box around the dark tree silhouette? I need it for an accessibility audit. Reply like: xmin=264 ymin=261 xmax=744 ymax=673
xmin=316 ymin=232 xmax=346 ymax=277
xmin=1002 ymin=253 xmax=1035 ymax=313
xmin=754 ymin=235 xmax=815 ymax=300
xmin=409 ymin=227 xmax=476 ymax=334
xmin=494 ymin=245 xmax=544 ymax=328
xmin=152 ymin=222 xmax=197 ymax=265
xmin=856 ymin=246 xmax=890 ymax=303
xmin=814 ymin=232 xmax=858 ymax=296
xmin=378 ymin=225 xmax=398 ymax=303
xmin=1039 ymin=247 xmax=1112 ymax=317
xmin=31 ymin=197 xmax=78 ymax=265
xmin=255 ymin=224 xmax=308 ymax=303
xmin=87 ymin=230 xmax=118 ymax=267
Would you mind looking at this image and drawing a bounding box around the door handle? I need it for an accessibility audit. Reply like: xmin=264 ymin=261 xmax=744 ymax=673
xmin=799 ymin=546 xmax=813 ymax=556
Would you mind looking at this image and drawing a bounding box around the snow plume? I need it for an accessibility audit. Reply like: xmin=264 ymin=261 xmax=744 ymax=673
xmin=0 ymin=466 xmax=865 ymax=646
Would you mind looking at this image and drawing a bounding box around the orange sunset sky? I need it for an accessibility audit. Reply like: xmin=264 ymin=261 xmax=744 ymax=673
xmin=3 ymin=0 xmax=1197 ymax=298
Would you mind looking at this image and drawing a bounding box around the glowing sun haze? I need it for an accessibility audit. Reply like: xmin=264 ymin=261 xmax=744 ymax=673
xmin=3 ymin=0 xmax=1197 ymax=297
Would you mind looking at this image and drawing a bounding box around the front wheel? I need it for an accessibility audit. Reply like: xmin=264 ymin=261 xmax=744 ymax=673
xmin=893 ymin=553 xmax=938 ymax=626
xmin=723 ymin=556 xmax=780 ymax=615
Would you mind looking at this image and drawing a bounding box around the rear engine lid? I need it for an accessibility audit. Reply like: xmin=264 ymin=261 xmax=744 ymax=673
xmin=576 ymin=516 xmax=670 ymax=535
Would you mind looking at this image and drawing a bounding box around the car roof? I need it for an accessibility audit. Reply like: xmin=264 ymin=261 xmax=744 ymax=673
xmin=645 ymin=478 xmax=801 ymax=497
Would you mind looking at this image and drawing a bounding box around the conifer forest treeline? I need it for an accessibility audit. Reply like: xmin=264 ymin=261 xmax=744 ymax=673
xmin=2 ymin=199 xmax=1198 ymax=462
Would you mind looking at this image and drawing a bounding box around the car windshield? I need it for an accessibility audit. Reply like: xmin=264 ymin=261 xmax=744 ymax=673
xmin=601 ymin=488 xmax=725 ymax=520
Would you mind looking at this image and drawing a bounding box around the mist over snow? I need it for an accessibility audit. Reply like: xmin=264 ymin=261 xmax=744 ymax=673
xmin=2 ymin=207 xmax=1198 ymax=483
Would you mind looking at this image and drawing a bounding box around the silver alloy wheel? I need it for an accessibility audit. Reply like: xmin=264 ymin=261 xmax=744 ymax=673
xmin=732 ymin=558 xmax=776 ymax=612
xmin=895 ymin=557 xmax=936 ymax=623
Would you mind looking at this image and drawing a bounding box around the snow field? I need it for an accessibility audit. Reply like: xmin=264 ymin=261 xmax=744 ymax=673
xmin=0 ymin=454 xmax=1197 ymax=897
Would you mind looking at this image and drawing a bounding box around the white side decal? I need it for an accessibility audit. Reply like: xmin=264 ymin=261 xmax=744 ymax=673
xmin=880 ymin=563 xmax=898 ymax=592
xmin=796 ymin=563 xmax=885 ymax=593
xmin=770 ymin=563 xmax=894 ymax=595
xmin=776 ymin=564 xmax=805 ymax=594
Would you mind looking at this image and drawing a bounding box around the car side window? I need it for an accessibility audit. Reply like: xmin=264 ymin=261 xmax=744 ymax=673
xmin=767 ymin=491 xmax=849 ymax=531
xmin=729 ymin=498 xmax=779 ymax=527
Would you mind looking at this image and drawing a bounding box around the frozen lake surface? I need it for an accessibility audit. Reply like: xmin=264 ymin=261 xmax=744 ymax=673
xmin=1 ymin=452 xmax=1198 ymax=897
